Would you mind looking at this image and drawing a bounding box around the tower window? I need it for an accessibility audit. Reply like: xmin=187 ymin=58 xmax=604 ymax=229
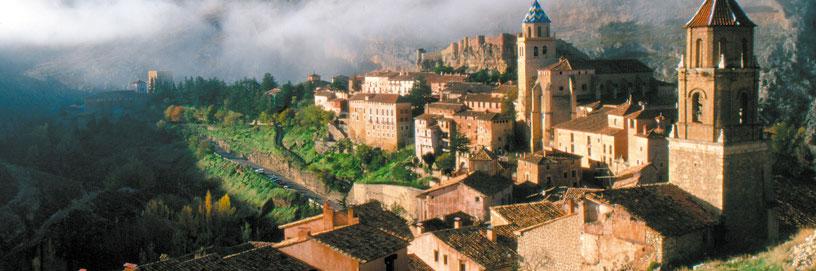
xmin=742 ymin=39 xmax=749 ymax=65
xmin=537 ymin=26 xmax=542 ymax=37
xmin=695 ymin=39 xmax=703 ymax=68
xmin=534 ymin=46 xmax=539 ymax=57
xmin=527 ymin=27 xmax=531 ymax=38
xmin=739 ymin=92 xmax=749 ymax=125
xmin=692 ymin=92 xmax=703 ymax=123
xmin=543 ymin=46 xmax=548 ymax=55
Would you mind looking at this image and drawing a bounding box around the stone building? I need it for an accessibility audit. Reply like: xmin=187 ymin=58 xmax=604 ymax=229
xmin=669 ymin=0 xmax=776 ymax=246
xmin=348 ymin=93 xmax=413 ymax=151
xmin=128 ymin=80 xmax=147 ymax=93
xmin=415 ymin=172 xmax=513 ymax=222
xmin=413 ymin=98 xmax=514 ymax=159
xmin=276 ymin=202 xmax=413 ymax=271
xmin=361 ymin=71 xmax=467 ymax=96
xmin=314 ymin=88 xmax=348 ymax=117
xmin=147 ymin=70 xmax=173 ymax=94
xmin=516 ymin=148 xmax=582 ymax=188
xmin=516 ymin=0 xmax=558 ymax=131
xmin=550 ymin=100 xmax=671 ymax=183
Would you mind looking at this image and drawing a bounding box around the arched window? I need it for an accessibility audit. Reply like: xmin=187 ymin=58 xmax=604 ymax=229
xmin=742 ymin=39 xmax=749 ymax=66
xmin=719 ymin=38 xmax=727 ymax=57
xmin=533 ymin=47 xmax=539 ymax=57
xmin=695 ymin=39 xmax=703 ymax=68
xmin=537 ymin=26 xmax=542 ymax=37
xmin=543 ymin=46 xmax=548 ymax=55
xmin=527 ymin=27 xmax=532 ymax=38
xmin=739 ymin=92 xmax=749 ymax=125
xmin=692 ymin=92 xmax=703 ymax=123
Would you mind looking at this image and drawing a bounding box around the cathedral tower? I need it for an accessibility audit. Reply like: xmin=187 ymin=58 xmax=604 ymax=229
xmin=670 ymin=0 xmax=775 ymax=245
xmin=517 ymin=0 xmax=557 ymax=147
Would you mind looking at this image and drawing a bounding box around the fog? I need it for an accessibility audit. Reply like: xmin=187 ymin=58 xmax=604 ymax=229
xmin=0 ymin=0 xmax=779 ymax=89
xmin=0 ymin=0 xmax=534 ymax=88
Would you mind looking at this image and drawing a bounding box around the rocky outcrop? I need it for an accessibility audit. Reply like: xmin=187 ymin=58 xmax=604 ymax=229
xmin=419 ymin=33 xmax=517 ymax=73
xmin=790 ymin=232 xmax=816 ymax=270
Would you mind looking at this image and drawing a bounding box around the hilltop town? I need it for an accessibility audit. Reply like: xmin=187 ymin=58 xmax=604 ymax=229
xmin=8 ymin=0 xmax=808 ymax=270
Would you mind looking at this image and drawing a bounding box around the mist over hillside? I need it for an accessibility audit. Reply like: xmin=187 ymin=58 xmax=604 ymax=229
xmin=0 ymin=0 xmax=800 ymax=88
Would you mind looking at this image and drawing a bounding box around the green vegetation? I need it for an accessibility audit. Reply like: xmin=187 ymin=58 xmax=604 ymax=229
xmin=161 ymin=75 xmax=431 ymax=192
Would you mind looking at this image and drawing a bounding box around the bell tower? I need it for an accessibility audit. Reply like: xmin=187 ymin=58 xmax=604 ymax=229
xmin=517 ymin=0 xmax=557 ymax=148
xmin=670 ymin=0 xmax=776 ymax=246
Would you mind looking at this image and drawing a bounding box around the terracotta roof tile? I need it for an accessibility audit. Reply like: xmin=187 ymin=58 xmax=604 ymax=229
xmin=222 ymin=246 xmax=315 ymax=271
xmin=432 ymin=227 xmax=516 ymax=269
xmin=586 ymin=184 xmax=719 ymax=236
xmin=519 ymin=149 xmax=582 ymax=164
xmin=553 ymin=106 xmax=624 ymax=136
xmin=353 ymin=201 xmax=414 ymax=241
xmin=312 ymin=224 xmax=409 ymax=263
xmin=349 ymin=93 xmax=408 ymax=104
xmin=469 ymin=147 xmax=498 ymax=161
xmin=408 ymin=254 xmax=434 ymax=271
xmin=686 ymin=0 xmax=756 ymax=28
xmin=492 ymin=201 xmax=565 ymax=229
xmin=419 ymin=211 xmax=477 ymax=232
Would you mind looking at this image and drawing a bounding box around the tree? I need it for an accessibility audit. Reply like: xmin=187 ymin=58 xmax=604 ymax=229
xmin=354 ymin=145 xmax=387 ymax=172
xmin=164 ymin=105 xmax=184 ymax=123
xmin=449 ymin=131 xmax=471 ymax=154
xmin=421 ymin=152 xmax=436 ymax=168
xmin=434 ymin=152 xmax=456 ymax=176
xmin=261 ymin=73 xmax=278 ymax=91
xmin=407 ymin=77 xmax=433 ymax=116
xmin=296 ymin=105 xmax=333 ymax=128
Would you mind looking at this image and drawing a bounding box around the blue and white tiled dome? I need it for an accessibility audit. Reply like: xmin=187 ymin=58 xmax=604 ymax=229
xmin=523 ymin=0 xmax=551 ymax=24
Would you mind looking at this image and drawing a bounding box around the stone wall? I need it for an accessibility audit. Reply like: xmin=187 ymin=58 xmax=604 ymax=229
xmin=516 ymin=214 xmax=583 ymax=271
xmin=347 ymin=183 xmax=424 ymax=220
xmin=212 ymin=140 xmax=346 ymax=203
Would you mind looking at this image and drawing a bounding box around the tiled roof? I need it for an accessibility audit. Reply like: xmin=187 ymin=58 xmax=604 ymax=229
xmin=553 ymin=107 xmax=625 ymax=136
xmin=443 ymin=82 xmax=494 ymax=94
xmin=353 ymin=201 xmax=414 ymax=241
xmin=454 ymin=110 xmax=503 ymax=121
xmin=469 ymin=147 xmax=497 ymax=161
xmin=349 ymin=93 xmax=407 ymax=104
xmin=137 ymin=244 xmax=314 ymax=271
xmin=432 ymin=227 xmax=517 ymax=270
xmin=492 ymin=201 xmax=565 ymax=229
xmin=366 ymin=71 xmax=401 ymax=77
xmin=419 ymin=211 xmax=477 ymax=232
xmin=463 ymin=93 xmax=503 ymax=103
xmin=420 ymin=172 xmax=513 ymax=197
xmin=222 ymin=246 xmax=315 ymax=271
xmin=408 ymin=254 xmax=434 ymax=271
xmin=586 ymin=184 xmax=719 ymax=236
xmin=686 ymin=0 xmax=756 ymax=28
xmin=562 ymin=187 xmax=602 ymax=201
xmin=573 ymin=59 xmax=653 ymax=74
xmin=312 ymin=224 xmax=409 ymax=263
xmin=522 ymin=0 xmax=551 ymax=24
xmin=607 ymin=101 xmax=640 ymax=116
xmin=427 ymin=102 xmax=466 ymax=112
xmin=314 ymin=90 xmax=335 ymax=98
xmin=519 ymin=149 xmax=582 ymax=164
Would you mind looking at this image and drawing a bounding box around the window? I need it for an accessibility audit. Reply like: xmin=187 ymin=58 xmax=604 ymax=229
xmin=460 ymin=261 xmax=467 ymax=271
xmin=572 ymin=170 xmax=576 ymax=177
xmin=385 ymin=254 xmax=398 ymax=271
xmin=527 ymin=27 xmax=532 ymax=37
xmin=692 ymin=92 xmax=703 ymax=123
xmin=543 ymin=46 xmax=548 ymax=55
xmin=434 ymin=250 xmax=439 ymax=262
xmin=536 ymin=26 xmax=542 ymax=37
xmin=475 ymin=196 xmax=480 ymax=202
xmin=742 ymin=39 xmax=749 ymax=65
xmin=695 ymin=39 xmax=703 ymax=68
xmin=739 ymin=92 xmax=749 ymax=124
xmin=719 ymin=38 xmax=727 ymax=64
xmin=444 ymin=255 xmax=448 ymax=265
xmin=563 ymin=172 xmax=568 ymax=178
xmin=533 ymin=46 xmax=539 ymax=57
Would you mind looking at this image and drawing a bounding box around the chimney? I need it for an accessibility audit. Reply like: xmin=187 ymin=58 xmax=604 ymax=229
xmin=566 ymin=198 xmax=575 ymax=215
xmin=297 ymin=228 xmax=311 ymax=241
xmin=322 ymin=202 xmax=335 ymax=229
xmin=123 ymin=263 xmax=138 ymax=271
xmin=453 ymin=217 xmax=462 ymax=229
xmin=486 ymin=228 xmax=496 ymax=242
xmin=347 ymin=207 xmax=360 ymax=225
xmin=416 ymin=222 xmax=425 ymax=235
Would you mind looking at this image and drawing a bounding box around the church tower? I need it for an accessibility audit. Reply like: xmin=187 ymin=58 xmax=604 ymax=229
xmin=670 ymin=0 xmax=776 ymax=245
xmin=517 ymin=0 xmax=557 ymax=148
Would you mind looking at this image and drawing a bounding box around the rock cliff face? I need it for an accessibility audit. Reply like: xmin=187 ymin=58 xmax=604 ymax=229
xmin=417 ymin=33 xmax=590 ymax=73
xmin=419 ymin=33 xmax=517 ymax=73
